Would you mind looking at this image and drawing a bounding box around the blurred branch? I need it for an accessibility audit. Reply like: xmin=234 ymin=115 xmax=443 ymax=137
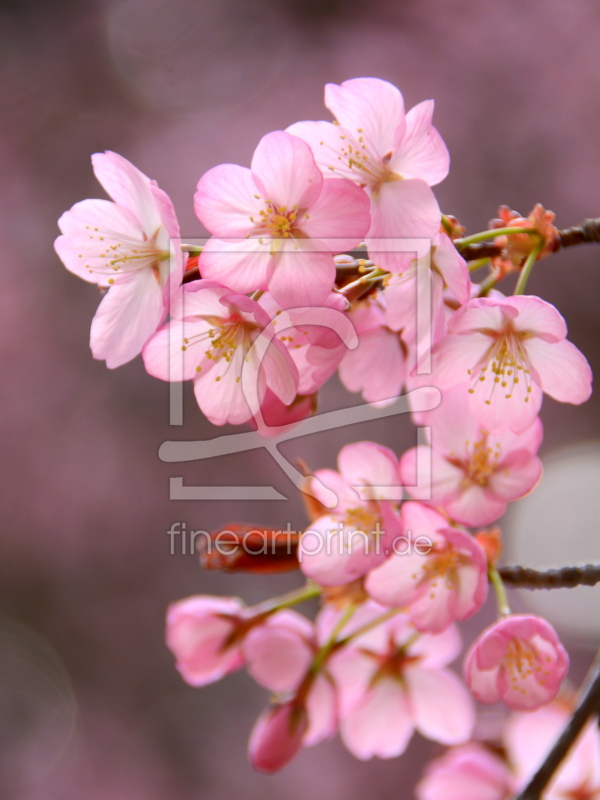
xmin=457 ymin=216 xmax=600 ymax=261
xmin=513 ymin=649 xmax=600 ymax=800
xmin=498 ymin=564 xmax=600 ymax=589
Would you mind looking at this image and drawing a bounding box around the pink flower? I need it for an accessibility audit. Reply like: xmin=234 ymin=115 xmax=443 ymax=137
xmin=288 ymin=78 xmax=449 ymax=272
xmin=399 ymin=386 xmax=543 ymax=526
xmin=244 ymin=610 xmax=337 ymax=771
xmin=242 ymin=610 xmax=315 ymax=693
xmin=365 ymin=502 xmax=488 ymax=633
xmin=248 ymin=702 xmax=307 ymax=773
xmin=195 ymin=130 xmax=370 ymax=306
xmin=299 ymin=442 xmax=403 ymax=586
xmin=504 ymin=700 xmax=600 ymax=800
xmin=258 ymin=290 xmax=356 ymax=396
xmin=464 ymin=614 xmax=569 ymax=711
xmin=326 ymin=603 xmax=475 ymax=759
xmin=338 ymin=297 xmax=410 ymax=407
xmin=432 ymin=295 xmax=592 ymax=433
xmin=55 ymin=151 xmax=182 ymax=368
xmin=165 ymin=596 xmax=246 ymax=686
xmin=417 ymin=744 xmax=514 ymax=800
xmin=142 ymin=280 xmax=298 ymax=426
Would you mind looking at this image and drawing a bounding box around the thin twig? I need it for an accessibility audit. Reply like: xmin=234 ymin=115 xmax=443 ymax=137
xmin=499 ymin=564 xmax=600 ymax=589
xmin=513 ymin=649 xmax=600 ymax=800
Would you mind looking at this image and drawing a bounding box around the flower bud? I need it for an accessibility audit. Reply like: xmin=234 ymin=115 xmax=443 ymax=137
xmin=248 ymin=702 xmax=307 ymax=773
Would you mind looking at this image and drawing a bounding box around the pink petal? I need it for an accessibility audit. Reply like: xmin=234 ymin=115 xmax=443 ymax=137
xmin=325 ymin=78 xmax=406 ymax=159
xmin=242 ymin=617 xmax=313 ymax=693
xmin=199 ymin=236 xmax=273 ymax=295
xmin=309 ymin=469 xmax=359 ymax=514
xmin=367 ymin=179 xmax=441 ymax=273
xmin=327 ymin=648 xmax=376 ymax=716
xmin=260 ymin=337 xmax=298 ymax=406
xmin=467 ymin=373 xmax=544 ymax=435
xmin=407 ymin=667 xmax=475 ymax=744
xmin=286 ymin=120 xmax=352 ymax=177
xmin=525 ymin=337 xmax=592 ymax=405
xmin=340 ymin=679 xmax=414 ymax=759
xmin=338 ymin=440 xmax=400 ymax=495
xmin=142 ymin=318 xmax=207 ymax=382
xmin=432 ymin=233 xmax=471 ymax=304
xmin=193 ymin=347 xmax=254 ymax=426
xmin=194 ymin=164 xmax=263 ymax=237
xmin=267 ymin=244 xmax=335 ymax=306
xmin=390 ymin=100 xmax=450 ymax=186
xmin=445 ymin=484 xmax=507 ymax=527
xmin=447 ymin=298 xmax=517 ymax=335
xmin=304 ymin=674 xmax=338 ymax=746
xmin=251 ymin=131 xmax=323 ymax=210
xmin=301 ymin=177 xmax=370 ymax=251
xmin=364 ymin=547 xmax=427 ymax=608
xmin=503 ymin=295 xmax=568 ymax=342
xmin=91 ymin=151 xmax=162 ymax=235
xmin=487 ymin=449 xmax=542 ymax=501
xmin=90 ymin=269 xmax=164 ymax=368
xmin=411 ymin=624 xmax=462 ymax=669
xmin=338 ymin=326 xmax=406 ymax=407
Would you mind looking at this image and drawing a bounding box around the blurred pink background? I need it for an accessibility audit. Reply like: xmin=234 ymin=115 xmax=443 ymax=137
xmin=1 ymin=0 xmax=600 ymax=797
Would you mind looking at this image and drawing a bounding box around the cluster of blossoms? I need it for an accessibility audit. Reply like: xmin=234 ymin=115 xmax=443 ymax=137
xmin=56 ymin=78 xmax=597 ymax=789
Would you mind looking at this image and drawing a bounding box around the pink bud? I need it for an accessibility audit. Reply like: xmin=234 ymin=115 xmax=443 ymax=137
xmin=248 ymin=702 xmax=307 ymax=773
xmin=464 ymin=614 xmax=569 ymax=711
xmin=165 ymin=595 xmax=245 ymax=686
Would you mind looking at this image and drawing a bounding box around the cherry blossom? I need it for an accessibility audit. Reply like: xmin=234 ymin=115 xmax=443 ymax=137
xmin=55 ymin=151 xmax=182 ymax=368
xmin=399 ymin=386 xmax=543 ymax=526
xmin=299 ymin=442 xmax=403 ymax=585
xmin=288 ymin=77 xmax=449 ymax=272
xmin=195 ymin=130 xmax=370 ymax=306
xmin=165 ymin=596 xmax=246 ymax=686
xmin=365 ymin=502 xmax=488 ymax=633
xmin=432 ymin=294 xmax=592 ymax=433
xmin=338 ymin=296 xmax=410 ymax=407
xmin=504 ymin=699 xmax=600 ymax=800
xmin=325 ymin=603 xmax=475 ymax=759
xmin=142 ymin=280 xmax=298 ymax=426
xmin=244 ymin=609 xmax=337 ymax=771
xmin=248 ymin=702 xmax=308 ymax=773
xmin=416 ymin=744 xmax=514 ymax=800
xmin=464 ymin=614 xmax=569 ymax=711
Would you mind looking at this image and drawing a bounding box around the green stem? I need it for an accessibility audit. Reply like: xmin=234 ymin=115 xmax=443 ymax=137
xmin=336 ymin=607 xmax=402 ymax=648
xmin=454 ymin=227 xmax=535 ymax=250
xmin=247 ymin=582 xmax=321 ymax=618
xmin=250 ymin=289 xmax=264 ymax=301
xmin=468 ymin=257 xmax=491 ymax=272
xmin=489 ymin=565 xmax=511 ymax=617
xmin=514 ymin=240 xmax=544 ymax=295
xmin=311 ymin=603 xmax=357 ymax=675
xmin=181 ymin=244 xmax=203 ymax=254
xmin=340 ymin=267 xmax=387 ymax=296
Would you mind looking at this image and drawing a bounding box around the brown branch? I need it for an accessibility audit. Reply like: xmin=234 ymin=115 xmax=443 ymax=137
xmin=457 ymin=217 xmax=600 ymax=262
xmin=498 ymin=564 xmax=600 ymax=590
xmin=513 ymin=649 xmax=600 ymax=800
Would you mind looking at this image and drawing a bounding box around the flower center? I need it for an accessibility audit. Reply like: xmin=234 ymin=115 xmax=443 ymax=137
xmin=467 ymin=328 xmax=534 ymax=405
xmin=81 ymin=225 xmax=168 ymax=285
xmin=181 ymin=312 xmax=258 ymax=382
xmin=250 ymin=202 xmax=300 ymax=240
xmin=344 ymin=506 xmax=380 ymax=534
